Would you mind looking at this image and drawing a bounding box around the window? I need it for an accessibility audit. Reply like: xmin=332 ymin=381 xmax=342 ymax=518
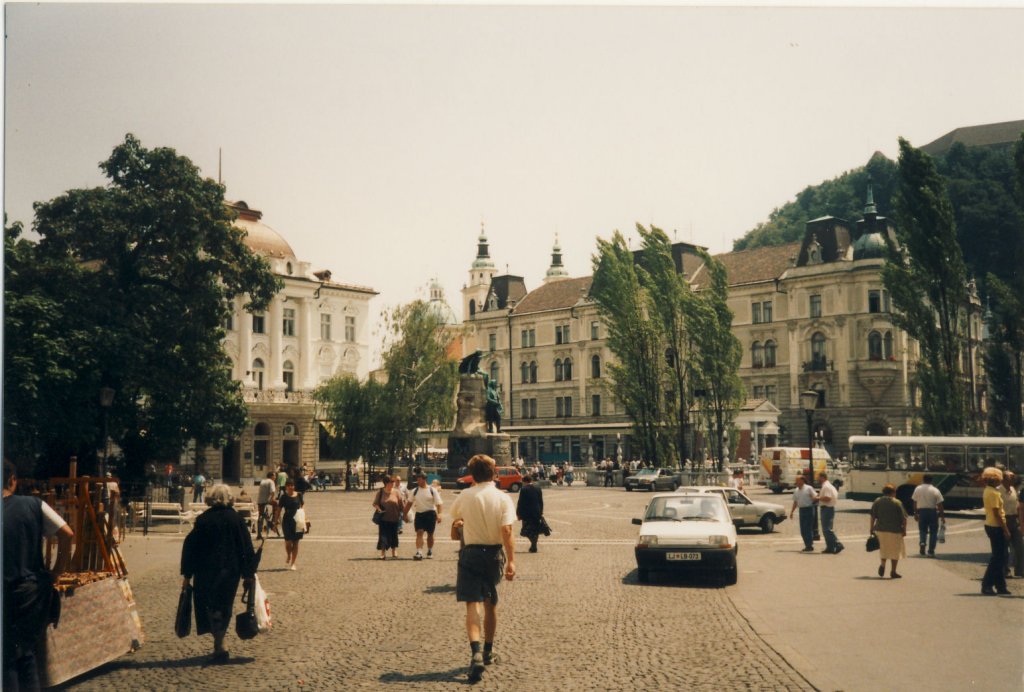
xmin=751 ymin=341 xmax=764 ymax=368
xmin=529 ymin=361 xmax=537 ymax=384
xmin=868 ymin=331 xmax=883 ymax=360
xmin=556 ymin=396 xmax=573 ymax=418
xmin=320 ymin=314 xmax=331 ymax=341
xmin=521 ymin=399 xmax=530 ymax=419
xmin=489 ymin=361 xmax=499 ymax=384
xmin=521 ymin=330 xmax=530 ymax=348
xmin=223 ymin=312 xmax=234 ymax=331
xmin=251 ymin=358 xmax=265 ymax=390
xmin=529 ymin=398 xmax=537 ymax=419
xmin=488 ymin=332 xmax=497 ymax=352
xmin=563 ymin=358 xmax=573 ymax=381
xmin=764 ymin=340 xmax=777 ymax=368
xmin=884 ymin=331 xmax=894 ymax=359
xmin=811 ymin=332 xmax=827 ymax=369
xmin=521 ymin=362 xmax=529 ymax=384
xmin=869 ymin=290 xmax=881 ymax=314
xmin=554 ymin=358 xmax=563 ymax=382
xmin=527 ymin=329 xmax=536 ymax=347
xmin=762 ymin=301 xmax=773 ymax=323
xmin=752 ymin=302 xmax=762 ymax=324
xmin=591 ymin=321 xmax=600 ymax=340
xmin=591 ymin=354 xmax=601 ymax=379
xmin=765 ymin=385 xmax=777 ymax=403
xmin=592 ymin=394 xmax=601 ymax=417
xmin=252 ymin=312 xmax=265 ymax=334
xmin=345 ymin=316 xmax=356 ymax=342
xmin=810 ymin=294 xmax=822 ymax=319
xmin=883 ymin=291 xmax=891 ymax=313
xmin=283 ymin=308 xmax=296 ymax=336
xmin=469 ymin=299 xmax=476 ymax=317
xmin=753 ymin=385 xmax=764 ymax=399
xmin=283 ymin=360 xmax=295 ymax=392
xmin=555 ymin=325 xmax=569 ymax=344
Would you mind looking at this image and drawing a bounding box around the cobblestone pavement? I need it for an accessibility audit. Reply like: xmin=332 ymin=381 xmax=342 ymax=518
xmin=58 ymin=484 xmax=817 ymax=691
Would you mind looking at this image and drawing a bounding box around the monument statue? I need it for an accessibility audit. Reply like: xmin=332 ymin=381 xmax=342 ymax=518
xmin=447 ymin=351 xmax=511 ymax=470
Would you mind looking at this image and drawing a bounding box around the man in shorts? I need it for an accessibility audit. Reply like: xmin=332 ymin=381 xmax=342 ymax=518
xmin=256 ymin=471 xmax=278 ymax=539
xmin=405 ymin=473 xmax=443 ymax=560
xmin=449 ymin=455 xmax=516 ymax=684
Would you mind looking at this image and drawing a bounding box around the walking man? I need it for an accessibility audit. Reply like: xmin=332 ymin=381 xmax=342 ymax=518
xmin=449 ymin=455 xmax=516 ymax=684
xmin=256 ymin=471 xmax=278 ymax=539
xmin=405 ymin=473 xmax=443 ymax=560
xmin=817 ymin=472 xmax=843 ymax=554
xmin=516 ymin=475 xmax=544 ymax=553
xmin=981 ymin=467 xmax=1010 ymax=595
xmin=3 ymin=461 xmax=74 ymax=691
xmin=911 ymin=474 xmax=944 ymax=557
xmin=789 ymin=474 xmax=818 ymax=552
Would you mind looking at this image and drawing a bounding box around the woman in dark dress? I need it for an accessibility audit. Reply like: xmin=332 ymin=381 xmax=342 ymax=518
xmin=181 ymin=484 xmax=256 ymax=662
xmin=279 ymin=479 xmax=304 ymax=570
xmin=373 ymin=476 xmax=404 ymax=559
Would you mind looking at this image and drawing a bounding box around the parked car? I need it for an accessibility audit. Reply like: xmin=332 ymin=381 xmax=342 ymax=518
xmin=675 ymin=486 xmax=787 ymax=534
xmin=456 ymin=466 xmax=524 ymax=492
xmin=624 ymin=468 xmax=680 ymax=492
xmin=631 ymin=492 xmax=738 ymax=584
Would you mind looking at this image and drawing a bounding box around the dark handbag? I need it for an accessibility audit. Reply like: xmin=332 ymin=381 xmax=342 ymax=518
xmin=175 ymin=585 xmax=192 ymax=638
xmin=866 ymin=534 xmax=880 ymax=552
xmin=372 ymin=510 xmax=383 ymax=525
xmin=539 ymin=516 xmax=552 ymax=537
xmin=234 ymin=584 xmax=259 ymax=640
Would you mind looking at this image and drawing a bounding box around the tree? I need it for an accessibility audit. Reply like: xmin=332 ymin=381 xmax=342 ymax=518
xmin=591 ymin=231 xmax=672 ymax=466
xmin=882 ymin=138 xmax=972 ymax=435
xmin=685 ymin=249 xmax=744 ymax=471
xmin=4 ymin=134 xmax=281 ymax=477
xmin=316 ymin=299 xmax=459 ymax=476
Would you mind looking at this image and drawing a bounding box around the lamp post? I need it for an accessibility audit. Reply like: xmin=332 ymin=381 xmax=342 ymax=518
xmin=800 ymin=389 xmax=820 ymax=541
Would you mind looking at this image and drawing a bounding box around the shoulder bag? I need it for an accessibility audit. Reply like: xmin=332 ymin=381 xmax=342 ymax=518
xmin=865 ymin=533 xmax=880 ymax=552
xmin=235 ymin=583 xmax=259 ymax=640
xmin=294 ymin=507 xmax=307 ymax=534
xmin=372 ymin=490 xmax=384 ymax=525
xmin=175 ymin=584 xmax=193 ymax=638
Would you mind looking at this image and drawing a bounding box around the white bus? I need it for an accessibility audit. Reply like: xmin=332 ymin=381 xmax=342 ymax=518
xmin=847 ymin=435 xmax=1024 ymax=510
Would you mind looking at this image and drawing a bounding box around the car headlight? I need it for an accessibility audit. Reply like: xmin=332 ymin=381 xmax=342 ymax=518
xmin=707 ymin=535 xmax=733 ymax=548
xmin=638 ymin=534 xmax=658 ymax=547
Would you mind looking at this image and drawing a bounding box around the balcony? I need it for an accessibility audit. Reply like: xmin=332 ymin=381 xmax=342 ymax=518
xmin=242 ymin=388 xmax=314 ymax=404
xmin=801 ymin=356 xmax=831 ymax=372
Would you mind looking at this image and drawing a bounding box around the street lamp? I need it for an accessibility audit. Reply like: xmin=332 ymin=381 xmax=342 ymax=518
xmin=799 ymin=389 xmax=820 ymax=542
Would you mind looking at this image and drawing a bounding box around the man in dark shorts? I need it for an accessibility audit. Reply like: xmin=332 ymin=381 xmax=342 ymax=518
xmin=450 ymin=455 xmax=516 ymax=684
xmin=404 ymin=474 xmax=443 ymax=560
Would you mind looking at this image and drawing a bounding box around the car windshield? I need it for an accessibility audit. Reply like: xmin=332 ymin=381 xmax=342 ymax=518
xmin=644 ymin=496 xmax=729 ymax=523
xmin=634 ymin=469 xmax=658 ymax=477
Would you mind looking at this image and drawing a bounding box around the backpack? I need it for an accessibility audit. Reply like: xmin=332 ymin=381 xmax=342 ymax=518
xmin=412 ymin=486 xmax=439 ymax=505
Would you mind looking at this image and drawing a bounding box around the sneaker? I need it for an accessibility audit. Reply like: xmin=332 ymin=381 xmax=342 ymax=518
xmin=468 ymin=652 xmax=485 ymax=683
xmin=414 ymin=551 xmax=423 ymax=561
xmin=483 ymin=650 xmax=500 ymax=666
xmin=834 ymin=544 xmax=844 ymax=554
xmin=919 ymin=544 xmax=925 ymax=555
xmin=426 ymin=549 xmax=432 ymax=559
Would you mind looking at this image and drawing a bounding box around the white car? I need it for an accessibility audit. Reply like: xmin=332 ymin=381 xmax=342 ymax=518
xmin=631 ymin=492 xmax=738 ymax=585
xmin=675 ymin=486 xmax=787 ymax=534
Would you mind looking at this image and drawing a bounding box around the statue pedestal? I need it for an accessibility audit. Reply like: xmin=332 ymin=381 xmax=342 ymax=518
xmin=446 ymin=374 xmax=511 ymax=470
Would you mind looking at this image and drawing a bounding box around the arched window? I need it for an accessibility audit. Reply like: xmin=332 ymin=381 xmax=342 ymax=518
xmin=868 ymin=331 xmax=882 ymax=361
xmin=591 ymin=354 xmax=601 ymax=379
xmin=751 ymin=341 xmax=764 ymax=368
xmin=529 ymin=361 xmax=537 ymax=384
xmin=883 ymin=331 xmax=894 ymax=359
xmin=254 ymin=422 xmax=271 ymax=436
xmin=811 ymin=332 xmax=827 ymax=369
xmin=252 ymin=358 xmax=265 ymax=390
xmin=489 ymin=361 xmax=499 ymax=384
xmin=563 ymin=358 xmax=573 ymax=381
xmin=521 ymin=362 xmax=529 ymax=384
xmin=764 ymin=340 xmax=777 ymax=368
xmin=283 ymin=360 xmax=295 ymax=391
xmin=469 ymin=299 xmax=476 ymax=317
xmin=554 ymin=358 xmax=563 ymax=382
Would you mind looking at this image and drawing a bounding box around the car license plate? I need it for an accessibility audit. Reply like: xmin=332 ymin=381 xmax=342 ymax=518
xmin=666 ymin=552 xmax=700 ymax=561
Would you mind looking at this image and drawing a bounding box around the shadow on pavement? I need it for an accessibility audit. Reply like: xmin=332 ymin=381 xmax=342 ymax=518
xmin=379 ymin=666 xmax=468 ymax=684
xmin=423 ymin=583 xmax=456 ymax=594
xmin=622 ymin=569 xmax=725 ymax=589
xmin=53 ymin=655 xmax=257 ymax=689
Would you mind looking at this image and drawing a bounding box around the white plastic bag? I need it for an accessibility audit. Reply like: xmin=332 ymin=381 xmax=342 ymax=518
xmin=937 ymin=520 xmax=946 ymax=544
xmin=293 ymin=507 xmax=307 ymax=534
xmin=253 ymin=575 xmax=272 ymax=633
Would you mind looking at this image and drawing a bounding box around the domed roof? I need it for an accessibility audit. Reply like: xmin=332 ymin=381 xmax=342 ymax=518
xmin=428 ymin=279 xmax=460 ymax=326
xmin=229 ymin=201 xmax=296 ymax=260
xmin=852 ymin=231 xmax=886 ymax=260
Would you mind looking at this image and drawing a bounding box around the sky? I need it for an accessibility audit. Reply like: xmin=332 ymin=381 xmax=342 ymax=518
xmin=5 ymin=4 xmax=1024 ymax=365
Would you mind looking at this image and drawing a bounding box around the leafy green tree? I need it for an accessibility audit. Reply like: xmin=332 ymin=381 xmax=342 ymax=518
xmin=4 ymin=134 xmax=281 ymax=477
xmin=315 ymin=375 xmax=394 ymax=484
xmin=591 ymin=231 xmax=672 ymax=466
xmin=882 ymin=138 xmax=972 ymax=435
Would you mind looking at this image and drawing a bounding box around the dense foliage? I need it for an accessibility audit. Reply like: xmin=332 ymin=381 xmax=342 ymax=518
xmin=3 ymin=135 xmax=281 ymax=479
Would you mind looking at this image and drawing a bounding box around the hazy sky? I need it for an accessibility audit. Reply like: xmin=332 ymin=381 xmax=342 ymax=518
xmin=5 ymin=4 xmax=1023 ymax=360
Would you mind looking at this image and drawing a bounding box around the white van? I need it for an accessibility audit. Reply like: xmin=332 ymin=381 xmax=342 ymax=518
xmin=760 ymin=447 xmax=832 ymax=493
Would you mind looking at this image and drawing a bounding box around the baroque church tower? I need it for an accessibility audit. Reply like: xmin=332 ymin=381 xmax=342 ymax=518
xmin=462 ymin=223 xmax=497 ymax=320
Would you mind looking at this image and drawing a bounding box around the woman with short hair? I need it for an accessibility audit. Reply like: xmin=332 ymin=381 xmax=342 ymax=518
xmin=869 ymin=484 xmax=907 ymax=579
xmin=373 ymin=476 xmax=404 ymax=559
xmin=181 ymin=484 xmax=256 ymax=662
xmin=279 ymin=479 xmax=305 ymax=570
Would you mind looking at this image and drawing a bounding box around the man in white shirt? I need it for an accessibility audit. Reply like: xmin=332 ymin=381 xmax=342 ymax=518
xmin=911 ymin=474 xmax=945 ymax=557
xmin=256 ymin=471 xmax=278 ymax=539
xmin=817 ymin=472 xmax=843 ymax=554
xmin=404 ymin=473 xmax=443 ymax=560
xmin=789 ymin=474 xmax=818 ymax=552
xmin=449 ymin=455 xmax=516 ymax=684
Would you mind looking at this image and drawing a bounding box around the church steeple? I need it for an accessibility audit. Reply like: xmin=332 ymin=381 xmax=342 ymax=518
xmin=463 ymin=222 xmax=497 ymax=320
xmin=863 ymin=177 xmax=878 ymax=217
xmin=472 ymin=222 xmax=495 ymax=270
xmin=544 ymin=234 xmax=570 ymax=283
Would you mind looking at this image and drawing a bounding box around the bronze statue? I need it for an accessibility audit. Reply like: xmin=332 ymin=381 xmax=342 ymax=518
xmin=485 ymin=377 xmax=503 ymax=433
xmin=458 ymin=350 xmax=484 ymax=376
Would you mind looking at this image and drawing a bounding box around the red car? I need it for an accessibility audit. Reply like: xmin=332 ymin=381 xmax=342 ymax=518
xmin=456 ymin=466 xmax=524 ymax=492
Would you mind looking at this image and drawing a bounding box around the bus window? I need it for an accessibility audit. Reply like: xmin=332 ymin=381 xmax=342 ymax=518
xmin=851 ymin=444 xmax=887 ymax=470
xmin=1010 ymin=446 xmax=1024 ymax=473
xmin=927 ymin=445 xmax=964 ymax=472
xmin=890 ymin=444 xmax=925 ymax=471
xmin=967 ymin=445 xmax=1007 ymax=471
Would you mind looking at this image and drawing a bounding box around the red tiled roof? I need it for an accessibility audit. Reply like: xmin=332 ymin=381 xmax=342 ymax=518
xmin=710 ymin=242 xmax=801 ymax=287
xmin=512 ymin=276 xmax=593 ymax=315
